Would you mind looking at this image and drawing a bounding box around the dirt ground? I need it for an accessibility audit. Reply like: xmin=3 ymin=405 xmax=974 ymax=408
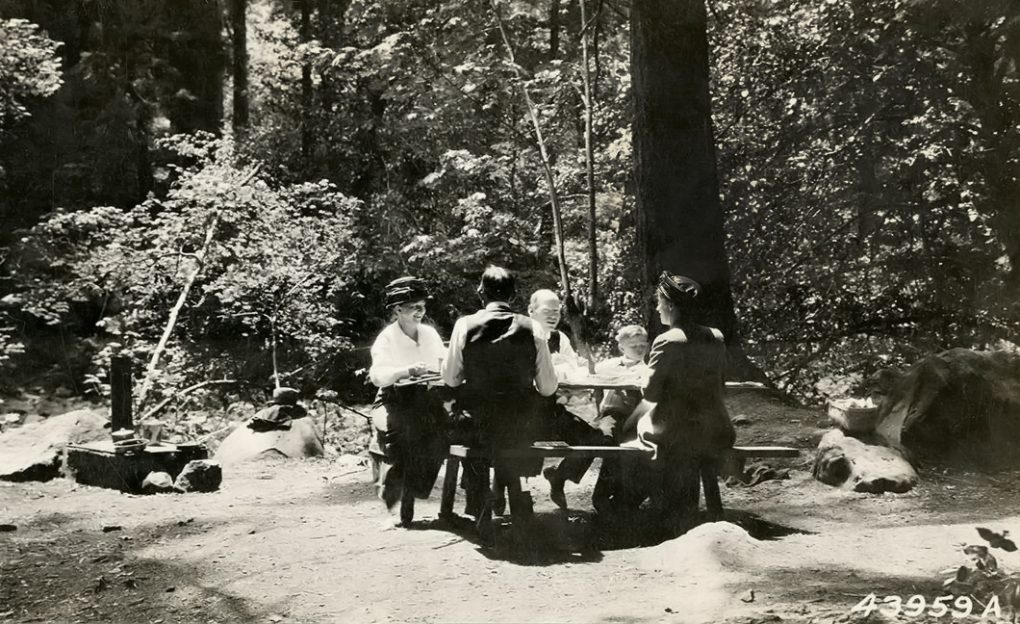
xmin=3 ymin=390 xmax=1020 ymax=624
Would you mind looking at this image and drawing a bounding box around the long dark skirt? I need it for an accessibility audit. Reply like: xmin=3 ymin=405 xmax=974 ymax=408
xmin=371 ymin=385 xmax=449 ymax=510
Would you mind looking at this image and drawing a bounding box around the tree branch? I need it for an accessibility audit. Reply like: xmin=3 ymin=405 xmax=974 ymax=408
xmin=140 ymin=379 xmax=240 ymax=422
xmin=490 ymin=0 xmax=572 ymax=301
xmin=135 ymin=165 xmax=261 ymax=413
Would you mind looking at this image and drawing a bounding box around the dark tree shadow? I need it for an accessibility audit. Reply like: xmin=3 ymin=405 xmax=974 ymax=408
xmin=0 ymin=515 xmax=279 ymax=624
xmin=419 ymin=509 xmax=605 ymax=566
xmin=595 ymin=507 xmax=811 ymax=551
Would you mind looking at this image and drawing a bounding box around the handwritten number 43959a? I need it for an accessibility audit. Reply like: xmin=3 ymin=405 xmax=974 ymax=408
xmin=850 ymin=593 xmax=1003 ymax=619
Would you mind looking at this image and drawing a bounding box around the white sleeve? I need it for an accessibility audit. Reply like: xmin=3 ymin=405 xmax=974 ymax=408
xmin=369 ymin=329 xmax=407 ymax=388
xmin=442 ymin=319 xmax=467 ymax=387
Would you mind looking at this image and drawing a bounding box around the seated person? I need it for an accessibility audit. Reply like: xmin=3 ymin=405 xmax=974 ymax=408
xmin=442 ymin=266 xmax=558 ymax=526
xmin=528 ymin=288 xmax=613 ymax=509
xmin=594 ymin=324 xmax=650 ymax=438
xmin=589 ymin=325 xmax=650 ymax=512
xmin=528 ymin=288 xmax=582 ymax=378
xmin=612 ymin=273 xmax=736 ymax=532
xmin=368 ymin=277 xmax=449 ymax=528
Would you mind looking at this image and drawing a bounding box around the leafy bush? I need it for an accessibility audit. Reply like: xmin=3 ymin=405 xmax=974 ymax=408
xmin=8 ymin=133 xmax=365 ymax=405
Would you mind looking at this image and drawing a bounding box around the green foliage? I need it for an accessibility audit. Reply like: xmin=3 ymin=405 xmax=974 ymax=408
xmin=0 ymin=18 xmax=62 ymax=133
xmin=9 ymin=132 xmax=364 ymax=403
xmin=712 ymin=0 xmax=1020 ymax=400
xmin=4 ymin=0 xmax=1020 ymax=407
xmin=234 ymin=0 xmax=640 ymax=339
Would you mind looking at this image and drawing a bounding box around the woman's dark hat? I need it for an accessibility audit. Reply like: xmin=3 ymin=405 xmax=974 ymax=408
xmin=657 ymin=272 xmax=701 ymax=303
xmin=384 ymin=276 xmax=431 ymax=308
xmin=271 ymin=387 xmax=299 ymax=406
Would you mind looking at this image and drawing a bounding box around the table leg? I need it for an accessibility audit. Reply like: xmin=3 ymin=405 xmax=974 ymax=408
xmin=440 ymin=456 xmax=460 ymax=518
xmin=701 ymin=459 xmax=723 ymax=520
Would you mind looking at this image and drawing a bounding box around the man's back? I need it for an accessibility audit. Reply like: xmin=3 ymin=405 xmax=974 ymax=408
xmin=460 ymin=303 xmax=539 ymax=403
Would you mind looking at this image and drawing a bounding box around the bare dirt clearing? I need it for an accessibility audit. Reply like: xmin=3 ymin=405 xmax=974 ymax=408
xmin=2 ymin=392 xmax=1020 ymax=624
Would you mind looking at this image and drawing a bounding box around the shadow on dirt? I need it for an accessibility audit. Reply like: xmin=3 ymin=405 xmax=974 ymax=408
xmin=596 ymin=507 xmax=811 ymax=551
xmin=0 ymin=516 xmax=279 ymax=624
xmin=418 ymin=509 xmax=605 ymax=566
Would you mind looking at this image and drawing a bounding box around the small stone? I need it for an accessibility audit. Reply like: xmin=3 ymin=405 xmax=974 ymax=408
xmin=0 ymin=524 xmax=16 ymax=532
xmin=731 ymin=415 xmax=752 ymax=426
xmin=102 ymin=525 xmax=122 ymax=533
xmin=174 ymin=460 xmax=223 ymax=493
xmin=740 ymin=589 xmax=755 ymax=602
xmin=142 ymin=472 xmax=175 ymax=494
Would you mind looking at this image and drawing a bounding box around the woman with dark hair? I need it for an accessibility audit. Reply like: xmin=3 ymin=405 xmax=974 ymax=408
xmin=617 ymin=272 xmax=736 ymax=533
xmin=368 ymin=277 xmax=449 ymax=528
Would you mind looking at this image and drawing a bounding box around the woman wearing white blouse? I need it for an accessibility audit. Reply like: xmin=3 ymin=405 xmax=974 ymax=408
xmin=368 ymin=277 xmax=448 ymax=528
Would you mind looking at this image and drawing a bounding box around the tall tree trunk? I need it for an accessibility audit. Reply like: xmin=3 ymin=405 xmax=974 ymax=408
xmin=231 ymin=0 xmax=249 ymax=138
xmin=579 ymin=0 xmax=598 ymax=310
xmin=549 ymin=0 xmax=562 ymax=59
xmin=631 ymin=0 xmax=762 ymax=381
xmin=300 ymin=0 xmax=313 ymax=164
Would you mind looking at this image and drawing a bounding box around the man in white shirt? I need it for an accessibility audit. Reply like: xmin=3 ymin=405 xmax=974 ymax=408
xmin=527 ymin=288 xmax=613 ymax=509
xmin=528 ymin=289 xmax=580 ymax=376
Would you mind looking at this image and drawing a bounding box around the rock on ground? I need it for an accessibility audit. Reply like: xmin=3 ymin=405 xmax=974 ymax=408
xmin=214 ymin=418 xmax=324 ymax=466
xmin=813 ymin=429 xmax=917 ymax=493
xmin=174 ymin=460 xmax=222 ymax=493
xmin=874 ymin=348 xmax=1020 ymax=468
xmin=141 ymin=471 xmax=176 ymax=494
xmin=0 ymin=409 xmax=108 ymax=482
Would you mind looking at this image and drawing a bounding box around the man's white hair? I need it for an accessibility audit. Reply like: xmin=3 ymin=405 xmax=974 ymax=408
xmin=529 ymin=288 xmax=560 ymax=309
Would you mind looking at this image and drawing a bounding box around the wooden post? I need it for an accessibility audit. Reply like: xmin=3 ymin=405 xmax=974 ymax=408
xmin=110 ymin=356 xmax=134 ymax=433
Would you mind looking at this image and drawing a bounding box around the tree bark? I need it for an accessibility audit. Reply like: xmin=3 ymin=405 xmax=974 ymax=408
xmin=549 ymin=0 xmax=562 ymax=59
xmin=631 ymin=0 xmax=762 ymax=381
xmin=300 ymin=0 xmax=313 ymax=163
xmin=231 ymin=0 xmax=249 ymax=136
xmin=580 ymin=0 xmax=598 ymax=311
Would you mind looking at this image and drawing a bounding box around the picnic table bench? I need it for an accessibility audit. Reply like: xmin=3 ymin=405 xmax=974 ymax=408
xmin=438 ymin=443 xmax=801 ymax=519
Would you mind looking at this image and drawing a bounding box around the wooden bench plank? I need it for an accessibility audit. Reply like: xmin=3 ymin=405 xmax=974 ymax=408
xmin=447 ymin=444 xmax=653 ymax=460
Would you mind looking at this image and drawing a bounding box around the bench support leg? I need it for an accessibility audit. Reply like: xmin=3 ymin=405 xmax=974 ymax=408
xmin=440 ymin=456 xmax=460 ymax=519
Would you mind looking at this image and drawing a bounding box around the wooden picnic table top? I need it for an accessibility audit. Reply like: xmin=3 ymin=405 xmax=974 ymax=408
xmin=558 ymin=378 xmax=768 ymax=392
xmin=447 ymin=443 xmax=800 ymax=460
xmin=448 ymin=443 xmax=653 ymax=459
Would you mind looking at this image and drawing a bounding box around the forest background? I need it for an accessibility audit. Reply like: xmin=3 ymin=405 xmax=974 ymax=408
xmin=1 ymin=0 xmax=1018 ymax=417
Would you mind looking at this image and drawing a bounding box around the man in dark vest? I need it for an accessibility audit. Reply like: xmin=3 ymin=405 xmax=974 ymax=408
xmin=442 ymin=266 xmax=558 ymax=533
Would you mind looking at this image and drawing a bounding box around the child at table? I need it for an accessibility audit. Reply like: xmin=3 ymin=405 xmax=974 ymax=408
xmin=590 ymin=325 xmax=649 ymax=513
xmin=594 ymin=325 xmax=650 ymax=437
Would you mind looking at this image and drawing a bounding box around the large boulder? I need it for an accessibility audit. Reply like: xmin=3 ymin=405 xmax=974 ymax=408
xmin=813 ymin=429 xmax=918 ymax=493
xmin=213 ymin=418 xmax=324 ymax=466
xmin=0 ymin=409 xmax=108 ymax=482
xmin=874 ymin=349 xmax=1020 ymax=468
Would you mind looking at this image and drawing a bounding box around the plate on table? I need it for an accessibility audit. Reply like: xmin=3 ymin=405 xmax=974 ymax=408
xmin=394 ymin=372 xmax=443 ymax=387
